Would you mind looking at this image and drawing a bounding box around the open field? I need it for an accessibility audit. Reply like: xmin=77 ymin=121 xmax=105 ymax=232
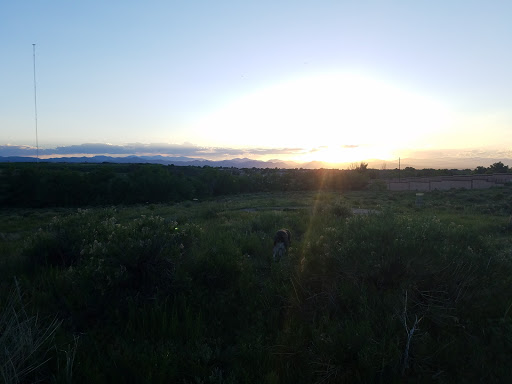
xmin=1 ymin=187 xmax=512 ymax=383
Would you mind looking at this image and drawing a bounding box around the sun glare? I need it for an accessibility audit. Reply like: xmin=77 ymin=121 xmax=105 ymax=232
xmin=299 ymin=144 xmax=395 ymax=165
xmin=190 ymin=72 xmax=454 ymax=163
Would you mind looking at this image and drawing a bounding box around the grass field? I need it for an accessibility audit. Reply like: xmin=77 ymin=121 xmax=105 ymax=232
xmin=1 ymin=187 xmax=512 ymax=383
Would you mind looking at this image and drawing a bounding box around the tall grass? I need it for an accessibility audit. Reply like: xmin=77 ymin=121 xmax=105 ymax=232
xmin=0 ymin=279 xmax=61 ymax=384
xmin=1 ymin=189 xmax=512 ymax=382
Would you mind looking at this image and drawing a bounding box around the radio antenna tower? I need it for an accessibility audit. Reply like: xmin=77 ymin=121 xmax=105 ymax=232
xmin=32 ymin=43 xmax=39 ymax=162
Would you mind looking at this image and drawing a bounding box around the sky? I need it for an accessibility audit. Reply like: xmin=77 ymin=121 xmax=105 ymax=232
xmin=1 ymin=0 xmax=512 ymax=167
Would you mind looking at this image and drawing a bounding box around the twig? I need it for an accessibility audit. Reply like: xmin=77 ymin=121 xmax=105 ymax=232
xmin=503 ymin=301 xmax=512 ymax=321
xmin=290 ymin=277 xmax=301 ymax=304
xmin=401 ymin=290 xmax=423 ymax=376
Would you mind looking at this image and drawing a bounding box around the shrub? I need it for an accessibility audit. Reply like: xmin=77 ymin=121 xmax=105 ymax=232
xmin=75 ymin=214 xmax=199 ymax=299
xmin=23 ymin=212 xmax=89 ymax=268
xmin=330 ymin=198 xmax=353 ymax=218
xmin=23 ymin=210 xmax=202 ymax=302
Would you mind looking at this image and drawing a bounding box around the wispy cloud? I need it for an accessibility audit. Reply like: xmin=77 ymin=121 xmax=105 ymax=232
xmin=306 ymin=144 xmax=360 ymax=154
xmin=404 ymin=148 xmax=512 ymax=160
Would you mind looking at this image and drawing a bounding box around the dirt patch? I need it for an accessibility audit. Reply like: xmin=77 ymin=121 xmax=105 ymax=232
xmin=0 ymin=232 xmax=23 ymax=241
xmin=351 ymin=208 xmax=381 ymax=215
xmin=237 ymin=206 xmax=380 ymax=215
xmin=238 ymin=206 xmax=306 ymax=212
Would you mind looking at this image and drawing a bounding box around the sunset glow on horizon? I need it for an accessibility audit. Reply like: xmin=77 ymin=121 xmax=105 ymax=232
xmin=187 ymin=72 xmax=456 ymax=164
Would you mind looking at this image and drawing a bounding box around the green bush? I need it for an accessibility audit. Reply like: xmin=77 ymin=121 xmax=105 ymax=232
xmin=330 ymin=198 xmax=353 ymax=218
xmin=23 ymin=212 xmax=89 ymax=267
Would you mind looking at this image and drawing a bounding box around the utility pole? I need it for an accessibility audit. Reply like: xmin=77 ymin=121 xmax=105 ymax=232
xmin=399 ymin=157 xmax=401 ymax=182
xmin=33 ymin=43 xmax=39 ymax=162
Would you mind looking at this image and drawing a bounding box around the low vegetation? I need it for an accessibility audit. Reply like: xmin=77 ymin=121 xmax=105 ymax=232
xmin=3 ymin=161 xmax=508 ymax=208
xmin=0 ymin=163 xmax=370 ymax=208
xmin=1 ymin=169 xmax=512 ymax=382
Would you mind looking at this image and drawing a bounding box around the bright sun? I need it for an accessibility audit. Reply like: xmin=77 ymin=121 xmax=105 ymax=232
xmin=299 ymin=144 xmax=394 ymax=165
xmin=190 ymin=72 xmax=454 ymax=163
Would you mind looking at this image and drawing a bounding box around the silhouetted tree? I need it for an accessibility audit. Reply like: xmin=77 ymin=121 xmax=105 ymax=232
xmin=489 ymin=161 xmax=509 ymax=173
xmin=474 ymin=166 xmax=487 ymax=175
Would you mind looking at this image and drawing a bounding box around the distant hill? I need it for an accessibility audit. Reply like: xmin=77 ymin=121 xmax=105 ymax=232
xmin=370 ymin=157 xmax=512 ymax=170
xmin=0 ymin=155 xmax=298 ymax=168
xmin=1 ymin=155 xmax=511 ymax=170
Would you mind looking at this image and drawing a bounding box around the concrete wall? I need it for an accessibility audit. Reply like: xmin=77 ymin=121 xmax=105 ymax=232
xmin=472 ymin=180 xmax=500 ymax=189
xmin=388 ymin=182 xmax=410 ymax=191
xmin=409 ymin=182 xmax=430 ymax=191
xmin=494 ymin=174 xmax=512 ymax=183
xmin=385 ymin=174 xmax=510 ymax=191
xmin=430 ymin=180 xmax=472 ymax=190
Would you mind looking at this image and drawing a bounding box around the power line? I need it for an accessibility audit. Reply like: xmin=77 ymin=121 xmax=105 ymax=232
xmin=33 ymin=43 xmax=39 ymax=162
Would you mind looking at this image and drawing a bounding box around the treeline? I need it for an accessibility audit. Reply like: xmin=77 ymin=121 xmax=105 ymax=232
xmin=0 ymin=163 xmax=369 ymax=208
xmin=474 ymin=161 xmax=510 ymax=174
xmin=376 ymin=161 xmax=511 ymax=179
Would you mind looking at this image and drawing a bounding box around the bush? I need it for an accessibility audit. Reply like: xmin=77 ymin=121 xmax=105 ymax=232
xmin=23 ymin=210 xmax=202 ymax=301
xmin=330 ymin=198 xmax=353 ymax=218
xmin=23 ymin=211 xmax=90 ymax=268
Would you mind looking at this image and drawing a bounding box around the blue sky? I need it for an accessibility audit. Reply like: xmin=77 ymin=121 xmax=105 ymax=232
xmin=1 ymin=0 xmax=511 ymax=165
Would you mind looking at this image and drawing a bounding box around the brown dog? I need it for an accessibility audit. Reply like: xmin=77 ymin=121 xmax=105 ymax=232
xmin=273 ymin=229 xmax=291 ymax=262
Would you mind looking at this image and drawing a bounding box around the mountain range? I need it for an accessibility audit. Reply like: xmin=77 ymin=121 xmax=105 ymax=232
xmin=1 ymin=155 xmax=511 ymax=170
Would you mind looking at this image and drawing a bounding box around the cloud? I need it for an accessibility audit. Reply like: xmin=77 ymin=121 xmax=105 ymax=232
xmin=0 ymin=145 xmax=39 ymax=156
xmin=404 ymin=148 xmax=512 ymax=160
xmin=0 ymin=143 xmax=308 ymax=160
xmin=5 ymin=144 xmax=508 ymax=168
xmin=304 ymin=144 xmax=358 ymax=153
